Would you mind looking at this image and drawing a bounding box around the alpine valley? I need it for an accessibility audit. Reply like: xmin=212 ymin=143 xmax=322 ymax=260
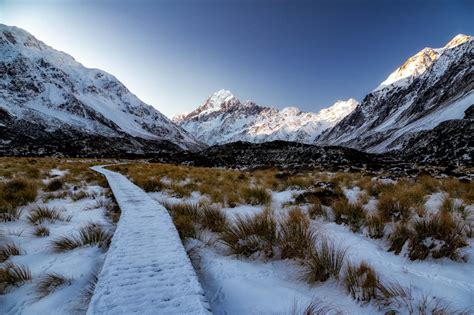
xmin=1 ymin=23 xmax=472 ymax=168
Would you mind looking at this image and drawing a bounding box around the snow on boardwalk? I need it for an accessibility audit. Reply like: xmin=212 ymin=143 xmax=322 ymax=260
xmin=87 ymin=166 xmax=211 ymax=315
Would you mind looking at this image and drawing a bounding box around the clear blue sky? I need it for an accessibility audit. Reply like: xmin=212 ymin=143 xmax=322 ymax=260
xmin=1 ymin=0 xmax=473 ymax=117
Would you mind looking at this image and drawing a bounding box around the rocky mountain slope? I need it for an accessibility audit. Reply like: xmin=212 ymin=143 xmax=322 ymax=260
xmin=318 ymin=34 xmax=473 ymax=164
xmin=0 ymin=24 xmax=202 ymax=156
xmin=173 ymin=89 xmax=358 ymax=145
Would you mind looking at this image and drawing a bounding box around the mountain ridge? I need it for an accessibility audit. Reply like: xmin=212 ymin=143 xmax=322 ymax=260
xmin=173 ymin=89 xmax=358 ymax=145
xmin=0 ymin=23 xmax=203 ymax=156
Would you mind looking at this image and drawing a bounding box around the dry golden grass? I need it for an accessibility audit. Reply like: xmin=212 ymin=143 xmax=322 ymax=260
xmin=200 ymin=204 xmax=229 ymax=233
xmin=301 ymin=238 xmax=347 ymax=283
xmin=279 ymin=207 xmax=315 ymax=260
xmin=0 ymin=242 xmax=23 ymax=262
xmin=375 ymin=180 xmax=427 ymax=223
xmin=32 ymin=225 xmax=50 ymax=237
xmin=408 ymin=212 xmax=467 ymax=261
xmin=51 ymin=224 xmax=112 ymax=252
xmin=387 ymin=221 xmax=411 ymax=255
xmin=219 ymin=210 xmax=278 ymax=258
xmin=331 ymin=198 xmax=366 ymax=232
xmin=365 ymin=214 xmax=385 ymax=239
xmin=36 ymin=272 xmax=71 ymax=298
xmin=0 ymin=178 xmax=38 ymax=209
xmin=27 ymin=206 xmax=65 ymax=225
xmin=344 ymin=261 xmax=382 ymax=303
xmin=0 ymin=262 xmax=32 ymax=293
xmin=242 ymin=187 xmax=272 ymax=206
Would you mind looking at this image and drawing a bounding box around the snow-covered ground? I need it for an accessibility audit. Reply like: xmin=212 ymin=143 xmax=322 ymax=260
xmin=4 ymin=165 xmax=472 ymax=314
xmin=1 ymin=171 xmax=113 ymax=314
xmin=151 ymin=183 xmax=474 ymax=314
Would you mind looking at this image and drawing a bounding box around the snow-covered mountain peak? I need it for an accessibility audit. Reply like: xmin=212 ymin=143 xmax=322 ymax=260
xmin=375 ymin=34 xmax=472 ymax=92
xmin=199 ymin=89 xmax=237 ymax=113
xmin=280 ymin=106 xmax=301 ymax=116
xmin=444 ymin=34 xmax=472 ymax=49
xmin=317 ymin=98 xmax=359 ymax=122
xmin=376 ymin=47 xmax=440 ymax=90
xmin=175 ymin=90 xmax=358 ymax=145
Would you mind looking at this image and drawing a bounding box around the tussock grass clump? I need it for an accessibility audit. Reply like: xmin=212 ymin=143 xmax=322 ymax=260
xmin=200 ymin=204 xmax=229 ymax=233
xmin=440 ymin=197 xmax=469 ymax=219
xmin=32 ymin=225 xmax=50 ymax=237
xmin=408 ymin=213 xmax=467 ymax=261
xmin=70 ymin=190 xmax=88 ymax=201
xmin=377 ymin=194 xmax=412 ymax=222
xmin=0 ymin=262 xmax=32 ymax=293
xmin=242 ymin=187 xmax=272 ymax=206
xmin=220 ymin=210 xmax=278 ymax=258
xmin=161 ymin=201 xmax=200 ymax=239
xmin=45 ymin=179 xmax=63 ymax=192
xmin=173 ymin=215 xmax=197 ymax=239
xmin=0 ymin=204 xmax=23 ymax=222
xmin=301 ymin=238 xmax=347 ymax=283
xmin=441 ymin=178 xmax=473 ymax=203
xmin=332 ymin=198 xmax=365 ymax=232
xmin=388 ymin=221 xmax=411 ymax=255
xmin=0 ymin=242 xmax=23 ymax=262
xmin=139 ymin=177 xmax=165 ymax=192
xmin=36 ymin=273 xmax=71 ymax=298
xmin=78 ymin=224 xmax=113 ymax=248
xmin=289 ymin=300 xmax=336 ymax=315
xmin=366 ymin=214 xmax=385 ymax=239
xmin=279 ymin=207 xmax=315 ymax=259
xmin=82 ymin=273 xmax=98 ymax=303
xmin=27 ymin=206 xmax=64 ymax=225
xmin=0 ymin=178 xmax=38 ymax=207
xmin=307 ymin=197 xmax=325 ymax=219
xmin=51 ymin=224 xmax=112 ymax=252
xmin=344 ymin=261 xmax=382 ymax=303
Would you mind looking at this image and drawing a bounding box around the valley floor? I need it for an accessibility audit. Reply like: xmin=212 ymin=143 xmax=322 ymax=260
xmin=1 ymin=159 xmax=473 ymax=314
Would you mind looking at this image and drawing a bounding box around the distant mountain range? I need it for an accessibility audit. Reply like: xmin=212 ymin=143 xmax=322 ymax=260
xmin=175 ymin=34 xmax=473 ymax=165
xmin=172 ymin=90 xmax=358 ymax=145
xmin=0 ymin=23 xmax=472 ymax=165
